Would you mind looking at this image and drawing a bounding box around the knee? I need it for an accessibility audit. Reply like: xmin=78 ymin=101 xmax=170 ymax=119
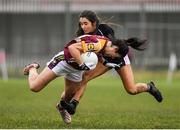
xmin=126 ymin=88 xmax=138 ymax=95
xmin=29 ymin=84 xmax=41 ymax=92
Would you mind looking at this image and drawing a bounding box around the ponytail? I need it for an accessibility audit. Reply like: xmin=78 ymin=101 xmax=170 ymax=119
xmin=112 ymin=37 xmax=148 ymax=58
xmin=125 ymin=37 xmax=148 ymax=51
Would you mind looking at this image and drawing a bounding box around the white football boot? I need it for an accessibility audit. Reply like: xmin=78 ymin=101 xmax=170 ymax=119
xmin=56 ymin=103 xmax=71 ymax=124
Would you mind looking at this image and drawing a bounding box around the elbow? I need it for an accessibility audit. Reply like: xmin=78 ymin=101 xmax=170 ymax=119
xmin=68 ymin=44 xmax=75 ymax=52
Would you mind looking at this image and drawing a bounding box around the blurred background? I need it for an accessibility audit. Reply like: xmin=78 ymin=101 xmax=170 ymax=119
xmin=0 ymin=0 xmax=180 ymax=78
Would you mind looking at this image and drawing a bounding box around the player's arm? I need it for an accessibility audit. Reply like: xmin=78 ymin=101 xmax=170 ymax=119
xmin=68 ymin=35 xmax=98 ymax=65
xmin=68 ymin=42 xmax=83 ymax=65
xmin=68 ymin=42 xmax=90 ymax=70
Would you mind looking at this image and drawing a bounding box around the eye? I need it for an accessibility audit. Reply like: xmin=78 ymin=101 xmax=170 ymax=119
xmin=84 ymin=22 xmax=88 ymax=25
xmin=79 ymin=22 xmax=83 ymax=26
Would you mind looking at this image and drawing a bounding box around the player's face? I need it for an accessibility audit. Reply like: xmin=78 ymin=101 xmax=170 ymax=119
xmin=104 ymin=42 xmax=121 ymax=59
xmin=79 ymin=17 xmax=96 ymax=34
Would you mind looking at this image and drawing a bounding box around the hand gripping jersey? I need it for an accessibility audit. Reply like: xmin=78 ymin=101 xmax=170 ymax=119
xmin=64 ymin=35 xmax=109 ymax=69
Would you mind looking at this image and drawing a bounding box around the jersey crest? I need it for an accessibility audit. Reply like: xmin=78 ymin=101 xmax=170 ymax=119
xmin=80 ymin=35 xmax=108 ymax=53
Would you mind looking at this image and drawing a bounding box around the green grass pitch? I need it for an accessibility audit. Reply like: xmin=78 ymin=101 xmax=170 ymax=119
xmin=0 ymin=71 xmax=180 ymax=128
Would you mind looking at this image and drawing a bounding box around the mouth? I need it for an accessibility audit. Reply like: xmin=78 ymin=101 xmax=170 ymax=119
xmin=83 ymin=30 xmax=88 ymax=34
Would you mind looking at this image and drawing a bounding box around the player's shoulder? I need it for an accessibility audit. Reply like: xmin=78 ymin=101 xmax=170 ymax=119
xmin=95 ymin=35 xmax=108 ymax=39
xmin=98 ymin=24 xmax=114 ymax=35
xmin=99 ymin=24 xmax=113 ymax=30
xmin=77 ymin=34 xmax=109 ymax=42
xmin=74 ymin=35 xmax=92 ymax=42
xmin=77 ymin=34 xmax=92 ymax=39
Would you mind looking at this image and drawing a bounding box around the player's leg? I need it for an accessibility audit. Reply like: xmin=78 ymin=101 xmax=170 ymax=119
xmin=59 ymin=61 xmax=109 ymax=103
xmin=23 ymin=63 xmax=57 ymax=92
xmin=116 ymin=65 xmax=148 ymax=94
xmin=23 ymin=51 xmax=67 ymax=92
xmin=56 ymin=84 xmax=73 ymax=124
xmin=116 ymin=64 xmax=163 ymax=102
xmin=72 ymin=61 xmax=110 ymax=101
xmin=56 ymin=79 xmax=82 ymax=123
xmin=63 ymin=78 xmax=82 ymax=101
xmin=56 ymin=67 xmax=87 ymax=122
xmin=58 ymin=61 xmax=110 ymax=115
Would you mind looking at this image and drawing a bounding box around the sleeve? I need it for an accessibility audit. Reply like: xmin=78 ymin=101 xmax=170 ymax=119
xmin=80 ymin=35 xmax=98 ymax=43
xmin=103 ymin=56 xmax=123 ymax=64
xmin=98 ymin=24 xmax=115 ymax=40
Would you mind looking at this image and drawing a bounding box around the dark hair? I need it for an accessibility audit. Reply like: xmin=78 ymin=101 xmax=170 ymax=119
xmin=125 ymin=37 xmax=148 ymax=50
xmin=76 ymin=10 xmax=116 ymax=41
xmin=113 ymin=38 xmax=148 ymax=57
xmin=76 ymin=10 xmax=100 ymax=36
xmin=112 ymin=39 xmax=129 ymax=57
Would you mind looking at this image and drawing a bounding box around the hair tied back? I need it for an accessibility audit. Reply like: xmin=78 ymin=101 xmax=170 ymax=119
xmin=125 ymin=37 xmax=148 ymax=51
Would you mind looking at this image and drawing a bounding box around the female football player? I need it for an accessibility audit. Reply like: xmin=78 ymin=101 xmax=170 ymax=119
xmin=23 ymin=35 xmax=125 ymax=90
xmin=24 ymin=10 xmax=163 ymax=124
xmin=23 ymin=34 xmax=132 ymax=123
xmin=55 ymin=10 xmax=163 ymax=124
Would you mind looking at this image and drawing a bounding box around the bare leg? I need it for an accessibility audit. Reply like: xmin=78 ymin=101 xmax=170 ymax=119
xmin=25 ymin=64 xmax=73 ymax=123
xmin=56 ymin=78 xmax=77 ymax=124
xmin=72 ymin=61 xmax=110 ymax=101
xmin=59 ymin=61 xmax=109 ymax=102
xmin=116 ymin=64 xmax=148 ymax=94
xmin=116 ymin=64 xmax=163 ymax=102
xmin=28 ymin=67 xmax=57 ymax=92
xmin=58 ymin=78 xmax=85 ymax=115
xmin=63 ymin=78 xmax=82 ymax=101
xmin=57 ymin=62 xmax=110 ymax=115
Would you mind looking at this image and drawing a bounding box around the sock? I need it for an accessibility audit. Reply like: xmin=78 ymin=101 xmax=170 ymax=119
xmin=60 ymin=99 xmax=79 ymax=115
xmin=147 ymin=83 xmax=151 ymax=92
xmin=70 ymin=99 xmax=79 ymax=109
xmin=60 ymin=100 xmax=66 ymax=108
